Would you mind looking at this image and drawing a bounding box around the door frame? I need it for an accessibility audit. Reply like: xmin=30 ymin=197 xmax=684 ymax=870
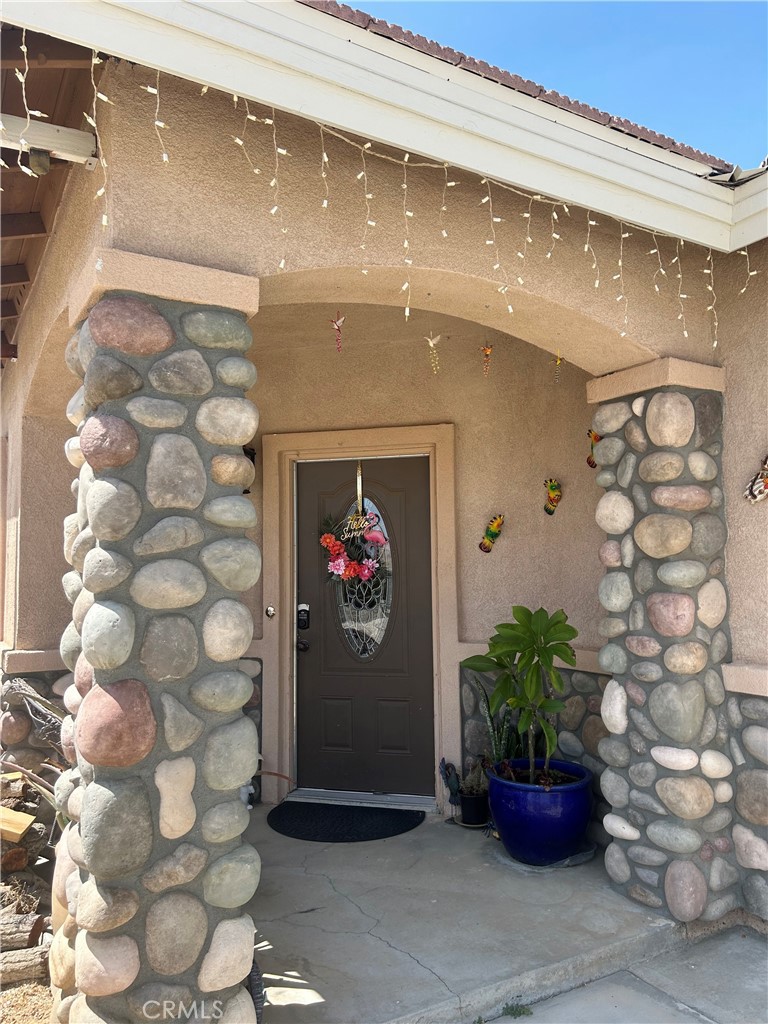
xmin=260 ymin=424 xmax=460 ymax=806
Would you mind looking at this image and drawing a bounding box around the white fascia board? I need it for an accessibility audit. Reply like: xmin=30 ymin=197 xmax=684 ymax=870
xmin=730 ymin=174 xmax=768 ymax=251
xmin=3 ymin=0 xmax=764 ymax=252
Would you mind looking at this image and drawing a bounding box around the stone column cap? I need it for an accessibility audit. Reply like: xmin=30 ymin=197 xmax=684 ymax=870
xmin=587 ymin=358 xmax=725 ymax=404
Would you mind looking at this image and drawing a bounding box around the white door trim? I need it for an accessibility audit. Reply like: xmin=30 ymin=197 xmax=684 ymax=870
xmin=260 ymin=424 xmax=460 ymax=806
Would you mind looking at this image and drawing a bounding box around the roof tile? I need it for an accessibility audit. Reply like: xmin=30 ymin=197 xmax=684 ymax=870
xmin=296 ymin=0 xmax=733 ymax=171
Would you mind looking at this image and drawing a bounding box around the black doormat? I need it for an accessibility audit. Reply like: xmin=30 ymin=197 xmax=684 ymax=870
xmin=267 ymin=800 xmax=425 ymax=843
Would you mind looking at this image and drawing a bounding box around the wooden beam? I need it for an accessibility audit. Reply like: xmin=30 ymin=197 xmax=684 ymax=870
xmin=0 ymin=28 xmax=92 ymax=69
xmin=1 ymin=265 xmax=30 ymax=286
xmin=1 ymin=332 xmax=18 ymax=360
xmin=0 ymin=300 xmax=19 ymax=321
xmin=0 ymin=213 xmax=46 ymax=240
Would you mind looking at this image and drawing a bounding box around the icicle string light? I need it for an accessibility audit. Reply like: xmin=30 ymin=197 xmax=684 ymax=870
xmin=515 ymin=194 xmax=536 ymax=288
xmin=584 ymin=211 xmax=600 ymax=289
xmin=671 ymin=238 xmax=689 ymax=339
xmin=140 ymin=70 xmax=169 ymax=164
xmin=648 ymin=232 xmax=667 ymax=293
xmin=738 ymin=247 xmax=758 ymax=295
xmin=481 ymin=178 xmax=513 ymax=314
xmin=401 ymin=153 xmax=413 ymax=320
xmin=232 ymin=99 xmax=262 ymax=178
xmin=704 ymin=248 xmax=719 ymax=349
xmin=85 ymin=49 xmax=110 ymax=226
xmin=268 ymin=107 xmax=289 ymax=270
xmin=439 ymin=164 xmax=457 ymax=240
xmin=13 ymin=30 xmax=50 ymax=178
xmin=614 ymin=223 xmax=631 ymax=337
xmin=319 ymin=123 xmax=330 ymax=216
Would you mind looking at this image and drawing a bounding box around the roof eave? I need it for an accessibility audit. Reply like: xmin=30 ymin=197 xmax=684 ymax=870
xmin=2 ymin=0 xmax=765 ymax=252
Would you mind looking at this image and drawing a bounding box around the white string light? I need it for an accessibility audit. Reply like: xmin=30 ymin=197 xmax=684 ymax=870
xmin=513 ymin=194 xmax=536 ymax=293
xmin=584 ymin=211 xmax=600 ymax=289
xmin=267 ymin=108 xmax=289 ymax=271
xmin=647 ymin=232 xmax=667 ymax=293
xmin=670 ymin=238 xmax=689 ymax=339
xmin=318 ymin=123 xmax=330 ymax=216
xmin=401 ymin=152 xmax=413 ymax=320
xmin=439 ymin=164 xmax=457 ymax=240
xmin=140 ymin=71 xmax=169 ymax=164
xmin=614 ymin=222 xmax=631 ymax=337
xmin=232 ymin=99 xmax=262 ymax=179
xmin=481 ymin=178 xmax=513 ymax=314
xmin=13 ymin=29 xmax=51 ymax=179
xmin=738 ymin=247 xmax=758 ymax=295
xmin=545 ymin=204 xmax=561 ymax=260
xmin=82 ymin=50 xmax=110 ymax=226
xmin=703 ymin=248 xmax=719 ymax=348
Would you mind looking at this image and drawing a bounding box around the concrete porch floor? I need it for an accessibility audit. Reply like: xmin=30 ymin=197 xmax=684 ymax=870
xmin=244 ymin=806 xmax=691 ymax=1024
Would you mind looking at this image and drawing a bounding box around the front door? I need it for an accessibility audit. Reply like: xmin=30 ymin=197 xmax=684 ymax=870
xmin=296 ymin=457 xmax=434 ymax=796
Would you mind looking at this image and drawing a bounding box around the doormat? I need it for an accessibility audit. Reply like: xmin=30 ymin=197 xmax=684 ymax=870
xmin=266 ymin=801 xmax=425 ymax=843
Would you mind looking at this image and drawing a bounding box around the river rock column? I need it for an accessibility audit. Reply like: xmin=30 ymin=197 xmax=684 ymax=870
xmin=592 ymin=389 xmax=766 ymax=924
xmin=52 ymin=294 xmax=262 ymax=1023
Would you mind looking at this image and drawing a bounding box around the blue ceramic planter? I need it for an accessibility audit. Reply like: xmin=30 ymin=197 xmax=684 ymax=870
xmin=488 ymin=758 xmax=593 ymax=866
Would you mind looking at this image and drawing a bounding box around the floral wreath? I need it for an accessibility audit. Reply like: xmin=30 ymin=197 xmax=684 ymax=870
xmin=320 ymin=509 xmax=388 ymax=583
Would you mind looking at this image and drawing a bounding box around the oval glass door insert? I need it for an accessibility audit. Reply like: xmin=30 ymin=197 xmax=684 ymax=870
xmin=334 ymin=498 xmax=393 ymax=659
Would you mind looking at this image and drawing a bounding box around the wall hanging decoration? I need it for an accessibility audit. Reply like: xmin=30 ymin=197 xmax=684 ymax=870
xmin=319 ymin=462 xmax=393 ymax=659
xmin=544 ymin=478 xmax=562 ymax=515
xmin=586 ymin=430 xmax=602 ymax=468
xmin=329 ymin=310 xmax=346 ymax=353
xmin=479 ymin=514 xmax=504 ymax=553
xmin=552 ymin=352 xmax=563 ymax=384
xmin=481 ymin=344 xmax=493 ymax=378
xmin=424 ymin=332 xmax=441 ymax=374
xmin=744 ymin=454 xmax=768 ymax=504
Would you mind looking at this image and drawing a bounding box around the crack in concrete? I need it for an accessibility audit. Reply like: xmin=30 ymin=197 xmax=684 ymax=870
xmin=314 ymin=869 xmax=458 ymax=1001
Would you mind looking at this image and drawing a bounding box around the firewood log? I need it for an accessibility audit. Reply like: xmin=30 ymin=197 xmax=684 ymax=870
xmin=0 ymin=944 xmax=49 ymax=982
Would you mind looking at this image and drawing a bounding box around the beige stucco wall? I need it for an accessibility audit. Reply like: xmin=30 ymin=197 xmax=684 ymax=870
xmin=245 ymin=302 xmax=603 ymax=649
xmin=1 ymin=59 xmax=765 ymax=672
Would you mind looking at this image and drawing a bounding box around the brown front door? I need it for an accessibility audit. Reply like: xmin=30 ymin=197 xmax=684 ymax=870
xmin=296 ymin=457 xmax=434 ymax=796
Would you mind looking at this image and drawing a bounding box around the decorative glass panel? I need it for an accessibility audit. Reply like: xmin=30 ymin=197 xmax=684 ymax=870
xmin=334 ymin=499 xmax=393 ymax=660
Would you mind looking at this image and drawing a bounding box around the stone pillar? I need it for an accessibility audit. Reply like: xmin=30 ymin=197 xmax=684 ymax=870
xmin=51 ymin=294 xmax=261 ymax=1023
xmin=592 ymin=388 xmax=767 ymax=923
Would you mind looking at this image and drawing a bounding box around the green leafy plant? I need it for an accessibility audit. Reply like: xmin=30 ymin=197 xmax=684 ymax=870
xmin=501 ymin=1002 xmax=532 ymax=1018
xmin=473 ymin=676 xmax=519 ymax=762
xmin=461 ymin=606 xmax=578 ymax=784
xmin=459 ymin=758 xmax=489 ymax=796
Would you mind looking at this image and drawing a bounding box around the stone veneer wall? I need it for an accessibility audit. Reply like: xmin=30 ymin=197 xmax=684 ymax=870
xmin=50 ymin=294 xmax=263 ymax=1023
xmin=591 ymin=389 xmax=767 ymax=924
xmin=461 ymin=667 xmax=612 ymax=847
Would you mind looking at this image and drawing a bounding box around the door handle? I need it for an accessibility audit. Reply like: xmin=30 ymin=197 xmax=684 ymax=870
xmin=296 ymin=639 xmax=310 ymax=653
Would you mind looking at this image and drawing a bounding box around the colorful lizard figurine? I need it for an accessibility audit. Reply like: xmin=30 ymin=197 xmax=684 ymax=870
xmin=544 ymin=479 xmax=562 ymax=515
xmin=586 ymin=429 xmax=602 ymax=468
xmin=744 ymin=454 xmax=768 ymax=504
xmin=479 ymin=514 xmax=504 ymax=552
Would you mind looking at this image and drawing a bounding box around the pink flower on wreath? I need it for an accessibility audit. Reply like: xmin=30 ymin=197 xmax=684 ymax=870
xmin=358 ymin=558 xmax=379 ymax=581
xmin=328 ymin=555 xmax=348 ymax=576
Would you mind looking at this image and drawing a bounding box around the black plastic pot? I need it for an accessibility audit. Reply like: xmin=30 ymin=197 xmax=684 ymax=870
xmin=459 ymin=792 xmax=489 ymax=826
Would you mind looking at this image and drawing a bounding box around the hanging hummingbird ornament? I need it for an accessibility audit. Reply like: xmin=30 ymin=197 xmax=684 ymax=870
xmin=552 ymin=351 xmax=563 ymax=384
xmin=330 ymin=310 xmax=346 ymax=353
xmin=481 ymin=343 xmax=493 ymax=378
xmin=424 ymin=332 xmax=441 ymax=374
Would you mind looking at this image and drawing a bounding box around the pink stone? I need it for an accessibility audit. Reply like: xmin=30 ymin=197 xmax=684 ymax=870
xmin=60 ymin=715 xmax=77 ymax=764
xmin=651 ymin=485 xmax=712 ymax=511
xmin=599 ymin=540 xmax=622 ymax=567
xmin=625 ymin=635 xmax=663 ymax=657
xmin=75 ymin=679 xmax=157 ymax=768
xmin=625 ymin=681 xmax=647 ymax=707
xmin=713 ymin=836 xmax=732 ymax=853
xmin=88 ymin=296 xmax=175 ymax=356
xmin=0 ymin=708 xmax=32 ymax=745
xmin=587 ymin=694 xmax=603 ymax=714
xmin=80 ymin=414 xmax=139 ymax=472
xmin=52 ymin=829 xmax=79 ymax=908
xmin=74 ymin=653 xmax=94 ymax=696
xmin=646 ymin=592 xmax=695 ymax=637
xmin=664 ymin=859 xmax=707 ymax=922
xmin=75 ymin=929 xmax=141 ymax=996
xmin=699 ymin=841 xmax=714 ymax=861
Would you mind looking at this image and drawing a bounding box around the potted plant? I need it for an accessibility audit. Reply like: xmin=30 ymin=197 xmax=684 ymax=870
xmin=461 ymin=606 xmax=593 ymax=865
xmin=458 ymin=758 xmax=489 ymax=826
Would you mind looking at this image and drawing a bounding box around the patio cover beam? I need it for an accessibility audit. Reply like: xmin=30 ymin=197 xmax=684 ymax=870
xmin=2 ymin=0 xmax=765 ymax=252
